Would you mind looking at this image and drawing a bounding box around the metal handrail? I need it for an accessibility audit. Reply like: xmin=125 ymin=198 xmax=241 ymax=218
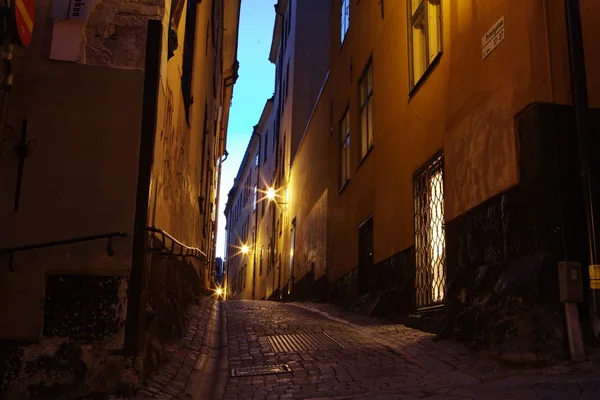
xmin=0 ymin=232 xmax=128 ymax=271
xmin=146 ymin=226 xmax=207 ymax=262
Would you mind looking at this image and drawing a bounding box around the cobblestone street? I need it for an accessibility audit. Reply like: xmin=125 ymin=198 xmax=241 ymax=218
xmin=138 ymin=300 xmax=600 ymax=399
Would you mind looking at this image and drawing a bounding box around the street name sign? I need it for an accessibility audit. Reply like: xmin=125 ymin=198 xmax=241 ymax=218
xmin=482 ymin=16 xmax=505 ymax=60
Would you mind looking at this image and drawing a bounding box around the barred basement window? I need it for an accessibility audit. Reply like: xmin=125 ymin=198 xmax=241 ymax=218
xmin=413 ymin=151 xmax=446 ymax=308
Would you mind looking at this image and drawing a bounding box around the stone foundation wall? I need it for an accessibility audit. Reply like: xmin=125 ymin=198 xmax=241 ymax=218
xmin=0 ymin=275 xmax=133 ymax=399
xmin=138 ymin=238 xmax=208 ymax=379
xmin=443 ymin=103 xmax=600 ymax=364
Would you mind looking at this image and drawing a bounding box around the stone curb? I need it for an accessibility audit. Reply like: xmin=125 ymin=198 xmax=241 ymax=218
xmin=212 ymin=301 xmax=229 ymax=398
xmin=289 ymin=303 xmax=481 ymax=387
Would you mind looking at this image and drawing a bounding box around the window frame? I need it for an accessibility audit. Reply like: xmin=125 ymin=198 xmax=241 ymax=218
xmin=339 ymin=106 xmax=351 ymax=189
xmin=407 ymin=0 xmax=443 ymax=93
xmin=357 ymin=59 xmax=374 ymax=161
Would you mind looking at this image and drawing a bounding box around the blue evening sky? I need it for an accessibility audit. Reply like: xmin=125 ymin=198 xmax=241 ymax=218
xmin=216 ymin=0 xmax=276 ymax=259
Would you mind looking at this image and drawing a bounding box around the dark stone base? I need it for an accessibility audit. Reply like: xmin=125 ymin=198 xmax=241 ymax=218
xmin=443 ymin=102 xmax=600 ymax=363
xmin=325 ymin=247 xmax=416 ymax=315
xmin=139 ymin=240 xmax=205 ymax=379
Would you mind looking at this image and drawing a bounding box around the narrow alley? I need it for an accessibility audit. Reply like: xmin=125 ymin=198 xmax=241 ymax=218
xmin=138 ymin=300 xmax=600 ymax=400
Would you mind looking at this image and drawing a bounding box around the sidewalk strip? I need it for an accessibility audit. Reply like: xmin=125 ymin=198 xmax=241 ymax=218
xmin=290 ymin=303 xmax=480 ymax=387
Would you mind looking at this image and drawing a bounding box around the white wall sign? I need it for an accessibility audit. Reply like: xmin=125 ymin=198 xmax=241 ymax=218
xmin=482 ymin=17 xmax=505 ymax=60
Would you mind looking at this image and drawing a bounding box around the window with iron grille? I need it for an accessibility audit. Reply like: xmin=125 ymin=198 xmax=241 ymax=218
xmin=340 ymin=107 xmax=351 ymax=188
xmin=407 ymin=0 xmax=442 ymax=90
xmin=358 ymin=60 xmax=374 ymax=159
xmin=413 ymin=151 xmax=445 ymax=308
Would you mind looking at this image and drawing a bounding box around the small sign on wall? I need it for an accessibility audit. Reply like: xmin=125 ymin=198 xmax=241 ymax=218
xmin=482 ymin=17 xmax=505 ymax=59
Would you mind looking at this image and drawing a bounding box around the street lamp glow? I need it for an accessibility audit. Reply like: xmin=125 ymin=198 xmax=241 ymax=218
xmin=266 ymin=187 xmax=276 ymax=201
xmin=241 ymin=245 xmax=249 ymax=254
xmin=216 ymin=287 xmax=223 ymax=296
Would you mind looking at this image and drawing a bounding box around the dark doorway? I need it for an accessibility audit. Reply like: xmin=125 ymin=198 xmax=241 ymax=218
xmin=358 ymin=215 xmax=374 ymax=295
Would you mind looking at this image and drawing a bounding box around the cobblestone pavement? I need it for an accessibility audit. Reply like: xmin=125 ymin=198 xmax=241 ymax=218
xmin=222 ymin=300 xmax=600 ymax=400
xmin=135 ymin=299 xmax=600 ymax=399
xmin=136 ymin=297 xmax=217 ymax=400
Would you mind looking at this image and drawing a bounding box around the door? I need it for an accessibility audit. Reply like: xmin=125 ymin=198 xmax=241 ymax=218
xmin=358 ymin=215 xmax=374 ymax=295
xmin=289 ymin=218 xmax=296 ymax=294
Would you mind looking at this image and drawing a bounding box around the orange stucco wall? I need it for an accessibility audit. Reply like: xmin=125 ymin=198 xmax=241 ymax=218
xmin=321 ymin=0 xmax=600 ymax=283
xmin=0 ymin=57 xmax=143 ymax=340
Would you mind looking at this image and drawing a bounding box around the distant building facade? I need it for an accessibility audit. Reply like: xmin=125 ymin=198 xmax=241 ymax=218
xmin=224 ymin=0 xmax=330 ymax=301
xmin=0 ymin=0 xmax=240 ymax=395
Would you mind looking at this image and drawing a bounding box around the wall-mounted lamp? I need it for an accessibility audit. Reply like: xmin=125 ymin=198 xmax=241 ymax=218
xmin=266 ymin=187 xmax=288 ymax=210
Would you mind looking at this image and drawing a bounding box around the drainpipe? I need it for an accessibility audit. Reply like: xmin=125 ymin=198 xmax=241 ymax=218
xmin=252 ymin=126 xmax=261 ymax=300
xmin=274 ymin=3 xmax=285 ymax=301
xmin=0 ymin=42 xmax=14 ymax=159
xmin=564 ymin=0 xmax=600 ymax=340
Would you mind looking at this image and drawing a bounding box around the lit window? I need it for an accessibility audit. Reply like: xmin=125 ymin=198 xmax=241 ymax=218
xmin=253 ymin=185 xmax=257 ymax=211
xmin=340 ymin=108 xmax=351 ymax=187
xmin=255 ymin=152 xmax=259 ymax=167
xmin=414 ymin=152 xmax=446 ymax=307
xmin=358 ymin=61 xmax=374 ymax=159
xmin=340 ymin=0 xmax=350 ymax=43
xmin=407 ymin=0 xmax=442 ymax=90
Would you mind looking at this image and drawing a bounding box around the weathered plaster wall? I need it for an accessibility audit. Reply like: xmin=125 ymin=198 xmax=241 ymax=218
xmin=148 ymin=0 xmax=222 ymax=268
xmin=286 ymin=81 xmax=330 ymax=298
xmin=0 ymin=59 xmax=143 ymax=340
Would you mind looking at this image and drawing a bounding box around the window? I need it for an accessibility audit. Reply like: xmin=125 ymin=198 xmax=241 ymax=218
xmin=407 ymin=0 xmax=442 ymax=90
xmin=340 ymin=0 xmax=350 ymax=43
xmin=181 ymin=0 xmax=198 ymax=120
xmin=243 ymin=264 xmax=247 ymax=288
xmin=253 ymin=185 xmax=257 ymax=211
xmin=358 ymin=61 xmax=374 ymax=159
xmin=339 ymin=108 xmax=351 ymax=187
xmin=264 ymin=130 xmax=269 ymax=163
xmin=259 ymin=246 xmax=264 ymax=275
xmin=255 ymin=152 xmax=259 ymax=167
xmin=284 ymin=62 xmax=290 ymax=100
xmin=414 ymin=152 xmax=446 ymax=308
xmin=261 ymin=186 xmax=266 ymax=217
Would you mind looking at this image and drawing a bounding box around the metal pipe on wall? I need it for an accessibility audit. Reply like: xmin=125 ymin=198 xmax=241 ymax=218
xmin=251 ymin=126 xmax=261 ymax=300
xmin=274 ymin=2 xmax=285 ymax=301
xmin=563 ymin=0 xmax=600 ymax=341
